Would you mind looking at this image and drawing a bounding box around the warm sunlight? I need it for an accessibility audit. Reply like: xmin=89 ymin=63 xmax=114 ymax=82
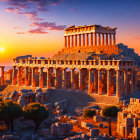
xmin=0 ymin=47 xmax=5 ymax=53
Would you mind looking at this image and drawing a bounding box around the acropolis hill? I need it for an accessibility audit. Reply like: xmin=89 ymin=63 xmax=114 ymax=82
xmin=0 ymin=24 xmax=140 ymax=105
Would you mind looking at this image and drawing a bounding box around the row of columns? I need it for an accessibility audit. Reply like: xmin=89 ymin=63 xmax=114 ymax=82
xmin=64 ymin=33 xmax=116 ymax=48
xmin=11 ymin=66 xmax=136 ymax=97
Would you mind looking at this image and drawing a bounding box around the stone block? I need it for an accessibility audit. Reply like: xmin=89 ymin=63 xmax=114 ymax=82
xmin=93 ymin=115 xmax=103 ymax=122
xmin=89 ymin=129 xmax=99 ymax=138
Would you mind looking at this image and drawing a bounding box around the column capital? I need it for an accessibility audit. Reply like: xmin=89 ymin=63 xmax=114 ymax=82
xmin=70 ymin=68 xmax=75 ymax=70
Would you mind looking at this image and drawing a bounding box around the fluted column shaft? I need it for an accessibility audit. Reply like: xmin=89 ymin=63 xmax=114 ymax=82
xmin=124 ymin=70 xmax=128 ymax=94
xmin=90 ymin=33 xmax=93 ymax=46
xmin=107 ymin=70 xmax=111 ymax=96
xmin=79 ymin=69 xmax=83 ymax=91
xmin=79 ymin=34 xmax=81 ymax=46
xmin=116 ymin=70 xmax=121 ymax=97
xmin=109 ymin=34 xmax=112 ymax=45
xmin=25 ymin=67 xmax=29 ymax=86
xmin=62 ymin=68 xmax=67 ymax=89
xmin=32 ymin=67 xmax=36 ymax=87
xmin=88 ymin=69 xmax=92 ymax=93
xmin=94 ymin=32 xmax=97 ymax=46
xmin=64 ymin=36 xmax=67 ymax=48
xmin=75 ymin=35 xmax=77 ymax=46
xmin=71 ymin=35 xmax=74 ymax=47
xmin=55 ymin=68 xmax=59 ymax=89
xmin=1 ymin=66 xmax=4 ymax=85
xmin=98 ymin=33 xmax=101 ymax=45
xmin=83 ymin=34 xmax=85 ymax=46
xmin=17 ymin=67 xmax=22 ymax=86
xmin=68 ymin=36 xmax=70 ymax=48
xmin=71 ymin=68 xmax=75 ymax=90
xmin=98 ymin=69 xmax=102 ymax=95
xmin=47 ymin=68 xmax=51 ymax=89
xmin=40 ymin=67 xmax=44 ymax=88
xmin=102 ymin=33 xmax=104 ymax=45
xmin=106 ymin=33 xmax=108 ymax=45
xmin=12 ymin=66 xmax=16 ymax=85
xmin=113 ymin=34 xmax=116 ymax=45
xmin=86 ymin=33 xmax=89 ymax=46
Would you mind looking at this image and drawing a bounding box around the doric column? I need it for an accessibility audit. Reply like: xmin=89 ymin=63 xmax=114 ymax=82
xmin=88 ymin=69 xmax=92 ymax=94
xmin=79 ymin=34 xmax=81 ymax=46
xmin=25 ymin=67 xmax=29 ymax=86
xmin=71 ymin=35 xmax=74 ymax=47
xmin=109 ymin=34 xmax=112 ymax=45
xmin=94 ymin=32 xmax=97 ymax=46
xmin=79 ymin=69 xmax=83 ymax=91
xmin=86 ymin=33 xmax=89 ymax=46
xmin=32 ymin=67 xmax=36 ymax=87
xmin=71 ymin=68 xmax=75 ymax=90
xmin=98 ymin=33 xmax=101 ymax=45
xmin=54 ymin=68 xmax=59 ymax=89
xmin=90 ymin=33 xmax=93 ymax=46
xmin=94 ymin=70 xmax=98 ymax=93
xmin=62 ymin=68 xmax=67 ymax=89
xmin=17 ymin=67 xmax=22 ymax=86
xmin=12 ymin=66 xmax=16 ymax=85
xmin=9 ymin=70 xmax=12 ymax=84
xmin=64 ymin=36 xmax=67 ymax=48
xmin=133 ymin=69 xmax=137 ymax=91
xmin=124 ymin=69 xmax=128 ymax=94
xmin=106 ymin=33 xmax=108 ymax=45
xmin=107 ymin=69 xmax=111 ymax=96
xmin=68 ymin=36 xmax=70 ymax=48
xmin=40 ymin=67 xmax=44 ymax=88
xmin=75 ymin=35 xmax=77 ymax=47
xmin=116 ymin=70 xmax=121 ymax=97
xmin=98 ymin=69 xmax=102 ymax=95
xmin=102 ymin=33 xmax=105 ymax=45
xmin=46 ymin=68 xmax=51 ymax=89
xmin=83 ymin=34 xmax=85 ymax=46
xmin=113 ymin=33 xmax=116 ymax=45
xmin=1 ymin=66 xmax=5 ymax=85
xmin=111 ymin=70 xmax=114 ymax=95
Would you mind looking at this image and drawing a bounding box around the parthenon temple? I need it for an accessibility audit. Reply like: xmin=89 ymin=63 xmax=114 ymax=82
xmin=1 ymin=24 xmax=140 ymax=102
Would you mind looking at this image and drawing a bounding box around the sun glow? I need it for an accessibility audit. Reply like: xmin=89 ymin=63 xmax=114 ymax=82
xmin=0 ymin=47 xmax=5 ymax=53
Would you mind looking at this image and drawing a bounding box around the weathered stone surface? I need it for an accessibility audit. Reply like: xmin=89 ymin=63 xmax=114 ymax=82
xmin=93 ymin=115 xmax=103 ymax=122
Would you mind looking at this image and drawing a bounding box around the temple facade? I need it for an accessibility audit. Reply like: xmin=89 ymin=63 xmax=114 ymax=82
xmin=1 ymin=24 xmax=139 ymax=100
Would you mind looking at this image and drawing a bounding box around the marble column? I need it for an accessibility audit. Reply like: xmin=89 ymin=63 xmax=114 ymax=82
xmin=55 ymin=68 xmax=59 ymax=89
xmin=47 ymin=68 xmax=51 ymax=89
xmin=32 ymin=67 xmax=36 ymax=87
xmin=90 ymin=33 xmax=93 ymax=46
xmin=17 ymin=67 xmax=22 ymax=86
xmin=94 ymin=70 xmax=98 ymax=93
xmin=75 ymin=35 xmax=77 ymax=46
xmin=9 ymin=70 xmax=12 ymax=84
xmin=68 ymin=36 xmax=70 ymax=48
xmin=124 ymin=69 xmax=128 ymax=94
xmin=83 ymin=34 xmax=85 ymax=46
xmin=86 ymin=33 xmax=89 ymax=46
xmin=62 ymin=68 xmax=66 ymax=89
xmin=71 ymin=68 xmax=75 ymax=90
xmin=98 ymin=69 xmax=102 ymax=95
xmin=1 ymin=66 xmax=5 ymax=85
xmin=106 ymin=33 xmax=108 ymax=45
xmin=109 ymin=34 xmax=112 ymax=45
xmin=88 ymin=69 xmax=92 ymax=93
xmin=107 ymin=69 xmax=111 ymax=96
xmin=116 ymin=70 xmax=121 ymax=97
xmin=94 ymin=32 xmax=97 ymax=46
xmin=98 ymin=33 xmax=101 ymax=45
xmin=71 ymin=35 xmax=74 ymax=47
xmin=12 ymin=66 xmax=17 ymax=85
xmin=113 ymin=34 xmax=116 ymax=45
xmin=64 ymin=36 xmax=67 ymax=48
xmin=79 ymin=69 xmax=83 ymax=91
xmin=40 ymin=67 xmax=44 ymax=88
xmin=79 ymin=34 xmax=81 ymax=46
xmin=102 ymin=33 xmax=105 ymax=45
xmin=25 ymin=67 xmax=29 ymax=86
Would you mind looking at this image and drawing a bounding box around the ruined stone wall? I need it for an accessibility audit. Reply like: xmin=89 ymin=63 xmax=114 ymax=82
xmin=117 ymin=98 xmax=140 ymax=139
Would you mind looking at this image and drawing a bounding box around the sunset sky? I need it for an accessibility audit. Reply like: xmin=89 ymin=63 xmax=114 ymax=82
xmin=0 ymin=0 xmax=140 ymax=65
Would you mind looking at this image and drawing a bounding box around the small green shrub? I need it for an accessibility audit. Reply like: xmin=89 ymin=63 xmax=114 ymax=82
xmin=83 ymin=109 xmax=96 ymax=118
